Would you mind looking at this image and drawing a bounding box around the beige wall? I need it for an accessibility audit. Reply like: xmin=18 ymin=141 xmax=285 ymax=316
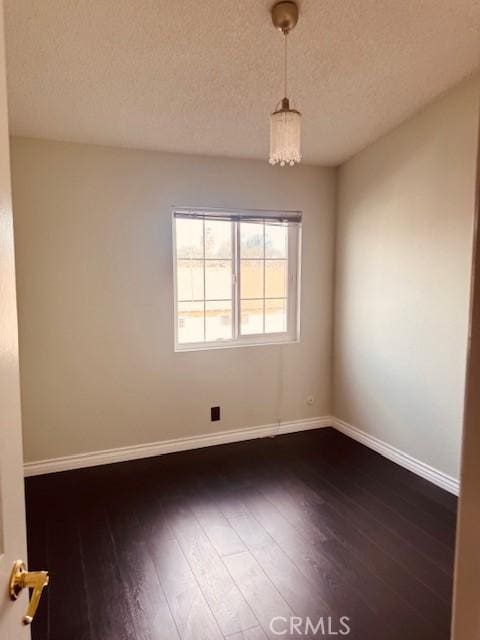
xmin=334 ymin=75 xmax=479 ymax=479
xmin=10 ymin=138 xmax=336 ymax=463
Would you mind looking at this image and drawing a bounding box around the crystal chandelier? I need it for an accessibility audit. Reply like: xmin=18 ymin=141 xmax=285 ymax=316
xmin=269 ymin=1 xmax=301 ymax=167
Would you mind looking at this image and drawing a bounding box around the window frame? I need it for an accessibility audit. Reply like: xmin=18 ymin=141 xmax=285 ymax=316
xmin=172 ymin=209 xmax=302 ymax=352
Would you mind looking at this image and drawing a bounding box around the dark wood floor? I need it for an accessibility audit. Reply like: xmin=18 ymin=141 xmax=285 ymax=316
xmin=25 ymin=428 xmax=457 ymax=640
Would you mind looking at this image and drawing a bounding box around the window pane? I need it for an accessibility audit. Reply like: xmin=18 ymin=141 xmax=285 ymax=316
xmin=265 ymin=224 xmax=288 ymax=258
xmin=206 ymin=301 xmax=232 ymax=341
xmin=240 ymin=222 xmax=264 ymax=258
xmin=176 ymin=218 xmax=204 ymax=258
xmin=178 ymin=301 xmax=204 ymax=343
xmin=177 ymin=260 xmax=204 ymax=301
xmin=240 ymin=260 xmax=264 ymax=299
xmin=265 ymin=260 xmax=288 ymax=298
xmin=240 ymin=299 xmax=264 ymax=335
xmin=205 ymin=220 xmax=232 ymax=258
xmin=265 ymin=299 xmax=287 ymax=333
xmin=205 ymin=260 xmax=232 ymax=300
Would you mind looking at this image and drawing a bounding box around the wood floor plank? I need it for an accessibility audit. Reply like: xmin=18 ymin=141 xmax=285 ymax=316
xmin=78 ymin=503 xmax=138 ymax=640
xmin=223 ymin=551 xmax=294 ymax=640
xmin=106 ymin=500 xmax=181 ymax=640
xmin=257 ymin=477 xmax=330 ymax=544
xmin=146 ymin=535 xmax=223 ymax=640
xmin=188 ymin=496 xmax=247 ymax=557
xmin=226 ymin=627 xmax=268 ymax=640
xmin=226 ymin=509 xmax=331 ymax=618
xmin=164 ymin=499 xmax=258 ymax=636
xmin=46 ymin=507 xmax=92 ymax=640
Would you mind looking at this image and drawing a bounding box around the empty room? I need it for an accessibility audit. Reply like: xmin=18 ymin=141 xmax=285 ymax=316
xmin=1 ymin=1 xmax=480 ymax=639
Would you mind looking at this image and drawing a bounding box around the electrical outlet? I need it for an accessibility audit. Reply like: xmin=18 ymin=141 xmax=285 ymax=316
xmin=211 ymin=406 xmax=221 ymax=421
xmin=307 ymin=395 xmax=315 ymax=406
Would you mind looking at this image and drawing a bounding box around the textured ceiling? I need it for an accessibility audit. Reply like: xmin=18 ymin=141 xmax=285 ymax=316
xmin=4 ymin=1 xmax=480 ymax=165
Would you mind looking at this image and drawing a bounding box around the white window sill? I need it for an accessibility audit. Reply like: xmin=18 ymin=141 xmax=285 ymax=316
xmin=175 ymin=336 xmax=300 ymax=353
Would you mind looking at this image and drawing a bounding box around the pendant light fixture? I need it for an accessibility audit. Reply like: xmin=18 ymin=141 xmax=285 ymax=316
xmin=269 ymin=1 xmax=301 ymax=167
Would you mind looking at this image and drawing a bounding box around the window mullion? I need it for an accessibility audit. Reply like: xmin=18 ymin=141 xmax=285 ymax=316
xmin=262 ymin=222 xmax=266 ymax=333
xmin=233 ymin=221 xmax=240 ymax=339
xmin=202 ymin=219 xmax=206 ymax=342
xmin=287 ymin=225 xmax=296 ymax=338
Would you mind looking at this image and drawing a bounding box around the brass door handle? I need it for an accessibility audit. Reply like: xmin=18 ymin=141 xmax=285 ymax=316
xmin=9 ymin=560 xmax=49 ymax=625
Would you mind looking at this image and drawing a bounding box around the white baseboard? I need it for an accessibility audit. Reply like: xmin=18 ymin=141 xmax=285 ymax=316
xmin=23 ymin=416 xmax=333 ymax=477
xmin=332 ymin=417 xmax=459 ymax=495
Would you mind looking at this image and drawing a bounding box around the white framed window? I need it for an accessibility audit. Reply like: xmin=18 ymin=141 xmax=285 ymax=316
xmin=173 ymin=207 xmax=302 ymax=351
